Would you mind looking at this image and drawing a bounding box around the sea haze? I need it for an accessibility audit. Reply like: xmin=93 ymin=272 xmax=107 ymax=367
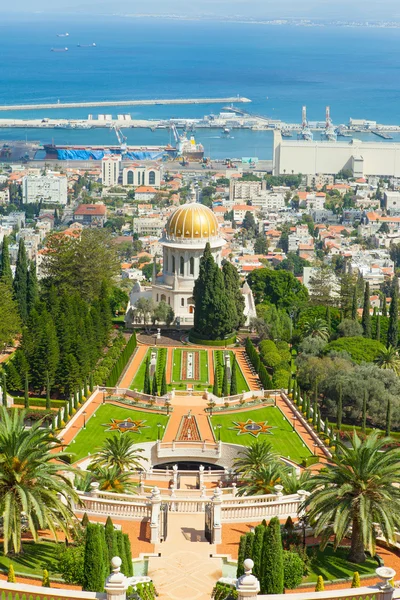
xmin=1 ymin=15 xmax=400 ymax=158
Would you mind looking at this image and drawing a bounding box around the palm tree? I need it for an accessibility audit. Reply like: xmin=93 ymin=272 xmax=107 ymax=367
xmin=0 ymin=407 xmax=79 ymax=554
xmin=304 ymin=431 xmax=400 ymax=563
xmin=281 ymin=469 xmax=313 ymax=494
xmin=303 ymin=318 xmax=330 ymax=341
xmin=236 ymin=463 xmax=287 ymax=496
xmin=233 ymin=440 xmax=279 ymax=477
xmin=374 ymin=345 xmax=400 ymax=375
xmin=94 ymin=465 xmax=138 ymax=494
xmin=91 ymin=435 xmax=146 ymax=472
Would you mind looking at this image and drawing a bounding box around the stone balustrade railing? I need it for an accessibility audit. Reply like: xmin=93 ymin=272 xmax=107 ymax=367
xmin=156 ymin=440 xmax=221 ymax=458
xmin=0 ymin=581 xmax=106 ymax=600
xmin=77 ymin=493 xmax=151 ymax=520
xmin=221 ymin=493 xmax=302 ymax=522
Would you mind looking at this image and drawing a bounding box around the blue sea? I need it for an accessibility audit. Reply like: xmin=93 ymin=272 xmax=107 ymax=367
xmin=1 ymin=15 xmax=400 ymax=158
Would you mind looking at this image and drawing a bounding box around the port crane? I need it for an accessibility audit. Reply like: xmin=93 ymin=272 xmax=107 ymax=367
xmin=298 ymin=105 xmax=313 ymax=141
xmin=324 ymin=106 xmax=337 ymax=142
xmin=111 ymin=124 xmax=128 ymax=153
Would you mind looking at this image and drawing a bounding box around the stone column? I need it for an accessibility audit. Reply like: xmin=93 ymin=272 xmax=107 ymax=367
xmin=90 ymin=481 xmax=100 ymax=497
xmin=150 ymin=486 xmax=162 ymax=544
xmin=199 ymin=464 xmax=205 ymax=488
xmin=172 ymin=464 xmax=178 ymax=488
xmin=105 ymin=557 xmax=129 ymax=600
xmin=236 ymin=559 xmax=260 ymax=600
xmin=212 ymin=487 xmax=223 ymax=545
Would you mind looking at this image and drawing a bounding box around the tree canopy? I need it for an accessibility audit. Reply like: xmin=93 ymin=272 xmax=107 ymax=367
xmin=247 ymin=268 xmax=308 ymax=309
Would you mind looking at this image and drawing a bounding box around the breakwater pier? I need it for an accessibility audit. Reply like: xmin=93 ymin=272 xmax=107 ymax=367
xmin=0 ymin=97 xmax=251 ymax=112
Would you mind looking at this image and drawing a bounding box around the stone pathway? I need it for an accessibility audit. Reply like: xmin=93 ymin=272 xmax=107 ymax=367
xmin=119 ymin=345 xmax=148 ymax=389
xmin=163 ymin=396 xmax=215 ymax=443
xmin=148 ymin=513 xmax=222 ymax=600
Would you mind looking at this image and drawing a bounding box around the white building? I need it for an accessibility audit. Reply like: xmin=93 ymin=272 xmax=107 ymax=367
xmin=233 ymin=204 xmax=258 ymax=224
xmin=288 ymin=225 xmax=313 ymax=253
xmin=230 ymin=181 xmax=266 ymax=201
xmin=122 ymin=165 xmax=161 ymax=188
xmin=22 ymin=174 xmax=68 ymax=205
xmin=127 ymin=194 xmax=257 ymax=326
xmin=384 ymin=191 xmax=400 ymax=213
xmin=102 ymin=156 xmax=121 ymax=187
xmin=273 ymin=130 xmax=400 ymax=178
xmin=0 ymin=189 xmax=10 ymax=204
xmin=133 ymin=217 xmax=165 ymax=237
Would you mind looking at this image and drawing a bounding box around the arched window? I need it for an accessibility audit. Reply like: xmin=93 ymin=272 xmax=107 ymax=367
xmin=172 ymin=256 xmax=175 ymax=273
xmin=190 ymin=257 xmax=194 ymax=275
xmin=149 ymin=171 xmax=156 ymax=185
xmin=161 ymin=294 xmax=166 ymax=302
xmin=127 ymin=170 xmax=134 ymax=185
xmin=180 ymin=256 xmax=184 ymax=275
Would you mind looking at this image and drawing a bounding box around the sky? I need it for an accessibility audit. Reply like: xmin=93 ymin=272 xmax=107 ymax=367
xmin=4 ymin=0 xmax=400 ymax=19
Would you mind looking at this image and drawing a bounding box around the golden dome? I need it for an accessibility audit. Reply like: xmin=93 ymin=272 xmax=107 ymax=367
xmin=165 ymin=203 xmax=219 ymax=240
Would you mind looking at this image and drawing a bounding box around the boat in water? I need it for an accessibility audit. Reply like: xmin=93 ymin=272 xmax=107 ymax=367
xmin=57 ymin=33 xmax=69 ymax=37
xmin=51 ymin=47 xmax=68 ymax=52
xmin=222 ymin=127 xmax=231 ymax=134
xmin=78 ymin=43 xmax=96 ymax=47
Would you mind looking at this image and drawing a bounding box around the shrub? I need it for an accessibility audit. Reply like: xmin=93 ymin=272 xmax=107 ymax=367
xmin=42 ymin=569 xmax=50 ymax=587
xmin=351 ymin=572 xmax=361 ymax=588
xmin=261 ymin=517 xmax=283 ymax=594
xmin=272 ymin=368 xmax=291 ymax=389
xmin=7 ymin=564 xmax=16 ymax=583
xmin=283 ymin=551 xmax=304 ymax=590
xmin=83 ymin=523 xmax=106 ymax=592
xmin=315 ymin=576 xmax=324 ymax=592
xmin=259 ymin=340 xmax=282 ymax=369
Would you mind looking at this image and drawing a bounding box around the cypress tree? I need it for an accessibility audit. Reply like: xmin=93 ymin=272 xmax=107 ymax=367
xmin=57 ymin=409 xmax=62 ymax=429
xmin=315 ymin=576 xmax=325 ymax=592
xmin=7 ymin=565 xmax=16 ymax=583
xmin=324 ymin=417 xmax=329 ymax=437
xmin=46 ymin=371 xmax=51 ymax=410
xmin=74 ymin=387 xmax=78 ymax=408
xmin=287 ymin=375 xmax=292 ymax=396
xmin=306 ymin=394 xmax=311 ymax=420
xmin=361 ymin=282 xmax=371 ymax=338
xmin=230 ymin=356 xmax=237 ymax=396
xmin=222 ymin=261 xmax=245 ymax=330
xmin=351 ymin=572 xmax=361 ymax=589
xmin=0 ymin=236 xmax=13 ymax=287
xmin=143 ymin=358 xmax=150 ymax=394
xmin=386 ymin=398 xmax=392 ymax=437
xmin=193 ymin=243 xmax=236 ymax=340
xmin=123 ymin=534 xmax=133 ymax=577
xmin=317 ymin=409 xmax=322 ymax=433
xmin=376 ymin=314 xmax=381 ymax=342
xmin=382 ymin=297 xmax=388 ymax=318
xmin=24 ymin=373 xmax=29 ymax=408
xmin=104 ymin=516 xmax=115 ymax=563
xmin=236 ymin=534 xmax=247 ymax=578
xmin=52 ymin=414 xmax=56 ymax=430
xmin=351 ymin=286 xmax=358 ymax=320
xmin=325 ymin=306 xmax=331 ymax=336
xmin=2 ymin=372 xmax=7 ymax=407
xmin=152 ymin=371 xmax=158 ymax=396
xmin=160 ymin=367 xmax=167 ymax=396
xmin=243 ymin=531 xmax=254 ymax=572
xmin=13 ymin=238 xmax=28 ymax=321
xmin=115 ymin=530 xmax=129 ymax=577
xmin=84 ymin=376 xmax=89 ymax=398
xmin=213 ymin=366 xmax=219 ymax=397
xmin=362 ymin=389 xmax=367 ymax=433
xmin=89 ymin=372 xmax=94 ymax=392
xmin=252 ymin=523 xmax=266 ymax=580
xmin=337 ymin=383 xmax=343 ymax=432
xmin=83 ymin=524 xmax=105 ymax=592
xmin=261 ymin=517 xmax=283 ymax=595
xmin=221 ymin=362 xmax=229 ymax=397
xmin=75 ymin=388 xmax=80 ymax=410
xmin=99 ymin=524 xmax=109 ymax=579
xmin=388 ymin=277 xmax=399 ymax=348
xmin=27 ymin=261 xmax=39 ymax=314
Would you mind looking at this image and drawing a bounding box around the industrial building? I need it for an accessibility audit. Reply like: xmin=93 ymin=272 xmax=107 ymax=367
xmin=273 ymin=131 xmax=400 ymax=178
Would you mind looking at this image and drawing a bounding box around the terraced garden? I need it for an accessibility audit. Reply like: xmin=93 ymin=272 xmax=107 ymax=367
xmin=130 ymin=347 xmax=168 ymax=392
xmin=213 ymin=350 xmax=249 ymax=395
xmin=170 ymin=349 xmax=210 ymax=391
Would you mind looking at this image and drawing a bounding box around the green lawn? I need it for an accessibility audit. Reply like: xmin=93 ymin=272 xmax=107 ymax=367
xmin=0 ymin=541 xmax=61 ymax=577
xmin=209 ymin=406 xmax=312 ymax=465
xmin=68 ymin=404 xmax=169 ymax=462
xmin=304 ymin=545 xmax=379 ymax=583
xmin=130 ymin=348 xmax=157 ymax=391
xmin=170 ymin=349 xmax=210 ymax=390
xmin=213 ymin=351 xmax=250 ymax=394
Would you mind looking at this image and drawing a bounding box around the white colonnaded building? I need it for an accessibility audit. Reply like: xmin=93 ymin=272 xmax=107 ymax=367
xmin=126 ymin=198 xmax=256 ymax=326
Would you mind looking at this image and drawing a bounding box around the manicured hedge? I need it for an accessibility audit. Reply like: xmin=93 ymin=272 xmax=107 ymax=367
xmin=13 ymin=397 xmax=65 ymax=408
xmin=189 ymin=331 xmax=237 ymax=346
xmin=105 ymin=332 xmax=137 ymax=387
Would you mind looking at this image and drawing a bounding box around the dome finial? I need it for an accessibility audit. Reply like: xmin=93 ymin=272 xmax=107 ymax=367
xmin=189 ymin=186 xmax=196 ymax=204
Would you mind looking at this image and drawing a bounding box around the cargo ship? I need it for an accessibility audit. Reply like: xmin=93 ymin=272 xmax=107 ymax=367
xmin=41 ymin=143 xmax=176 ymax=161
xmin=51 ymin=47 xmax=68 ymax=52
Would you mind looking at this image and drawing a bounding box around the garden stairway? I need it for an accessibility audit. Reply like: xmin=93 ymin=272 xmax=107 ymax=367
xmin=147 ymin=512 xmax=223 ymax=600
xmin=234 ymin=349 xmax=260 ymax=391
xmin=119 ymin=345 xmax=148 ymax=389
xmin=162 ymin=399 xmax=215 ymax=443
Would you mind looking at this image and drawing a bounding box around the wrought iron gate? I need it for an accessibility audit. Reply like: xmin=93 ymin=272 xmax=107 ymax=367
xmin=204 ymin=502 xmax=214 ymax=543
xmin=160 ymin=503 xmax=168 ymax=542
